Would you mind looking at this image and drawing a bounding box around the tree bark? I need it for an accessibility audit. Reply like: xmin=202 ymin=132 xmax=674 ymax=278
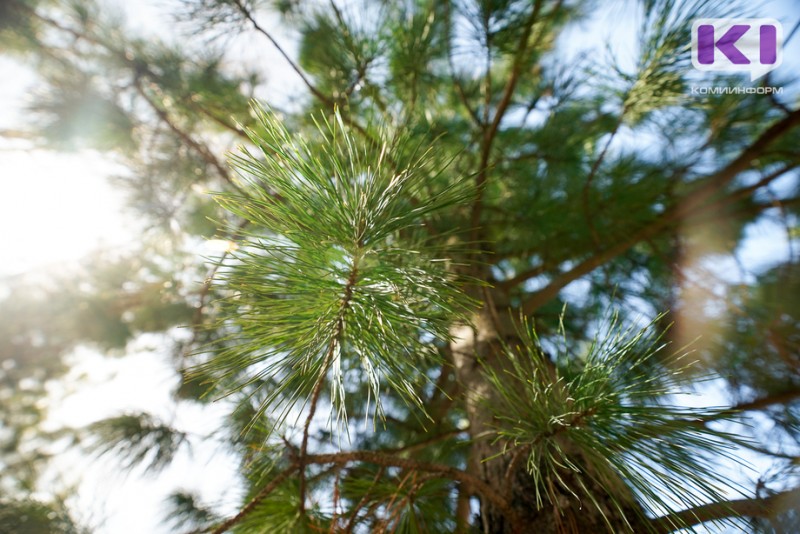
xmin=450 ymin=293 xmax=648 ymax=534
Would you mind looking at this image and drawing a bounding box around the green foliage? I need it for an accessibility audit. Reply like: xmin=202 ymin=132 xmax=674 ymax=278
xmin=340 ymin=469 xmax=455 ymax=533
xmin=165 ymin=491 xmax=222 ymax=532
xmin=0 ymin=0 xmax=45 ymax=52
xmin=711 ymin=262 xmax=800 ymax=402
xmin=0 ymin=497 xmax=87 ymax=534
xmin=232 ymin=479 xmax=325 ymax=533
xmin=619 ymin=0 xmax=740 ymax=124
xmin=199 ymin=104 xmax=473 ymax=430
xmin=484 ymin=314 xmax=743 ymax=530
xmin=299 ymin=10 xmax=380 ymax=99
xmin=82 ymin=413 xmax=188 ymax=473
xmin=0 ymin=253 xmax=192 ymax=492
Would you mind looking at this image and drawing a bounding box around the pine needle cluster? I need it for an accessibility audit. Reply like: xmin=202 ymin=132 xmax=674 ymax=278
xmin=200 ymin=105 xmax=472 ymax=433
xmin=484 ymin=314 xmax=744 ymax=531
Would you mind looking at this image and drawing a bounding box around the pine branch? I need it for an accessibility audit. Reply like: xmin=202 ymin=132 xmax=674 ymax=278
xmin=728 ymin=439 xmax=799 ymax=461
xmin=471 ymin=0 xmax=546 ymax=246
xmin=195 ymin=104 xmax=251 ymax=141
xmin=229 ymin=0 xmax=331 ymax=106
xmin=496 ymin=265 xmax=547 ymax=290
xmin=229 ymin=0 xmax=388 ymax=156
xmin=379 ymin=470 xmax=430 ymax=530
xmin=306 ymin=450 xmax=523 ymax=531
xmin=644 ymin=389 xmax=800 ymax=455
xmin=505 ymin=163 xmax=798 ymax=292
xmin=680 ymin=109 xmax=800 ymax=214
xmin=650 ymin=488 xmax=800 ymax=533
xmin=484 ymin=0 xmax=566 ymax=173
xmin=687 ymin=194 xmax=800 ymax=228
xmin=298 ymin=258 xmax=360 ymax=517
xmin=184 ymin=219 xmax=252 ymax=358
xmin=443 ymin=0 xmax=481 ymax=127
xmin=207 ymin=463 xmax=299 ymax=534
xmin=377 ymin=429 xmax=463 ymax=455
xmin=21 ymin=2 xmax=252 ymax=144
xmin=483 ymin=314 xmax=764 ymax=525
xmin=343 ymin=466 xmax=385 ymax=533
xmin=521 ymin=107 xmax=800 ymax=313
xmin=133 ymin=80 xmax=236 ymax=188
xmin=208 ymin=105 xmax=471 ymax=428
xmin=693 ymin=162 xmax=799 ymax=214
xmin=689 ymin=388 xmax=800 ymax=428
xmin=732 ymin=389 xmax=800 ymax=412
xmin=82 ymin=413 xmax=188 ymax=474
xmin=326 ymin=0 xmax=371 ymax=101
xmin=582 ymin=115 xmax=625 ymax=248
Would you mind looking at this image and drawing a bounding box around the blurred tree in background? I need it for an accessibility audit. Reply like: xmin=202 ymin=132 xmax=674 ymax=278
xmin=1 ymin=0 xmax=800 ymax=532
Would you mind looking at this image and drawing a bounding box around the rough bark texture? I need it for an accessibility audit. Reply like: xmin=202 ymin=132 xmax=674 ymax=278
xmin=450 ymin=293 xmax=649 ymax=534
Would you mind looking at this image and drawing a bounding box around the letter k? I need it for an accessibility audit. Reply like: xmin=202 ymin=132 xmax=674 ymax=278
xmin=697 ymin=25 xmax=751 ymax=64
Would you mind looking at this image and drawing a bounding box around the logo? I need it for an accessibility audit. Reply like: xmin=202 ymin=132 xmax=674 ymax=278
xmin=691 ymin=19 xmax=783 ymax=81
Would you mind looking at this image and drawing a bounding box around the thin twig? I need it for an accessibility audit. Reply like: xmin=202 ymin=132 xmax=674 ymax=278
xmin=298 ymin=257 xmax=360 ymax=516
xmin=471 ymin=0 xmax=550 ymax=254
xmin=496 ymin=264 xmax=547 ymax=291
xmin=378 ymin=470 xmax=418 ymax=533
xmin=443 ymin=0 xmax=482 ymax=127
xmin=714 ymin=388 xmax=800 ymax=419
xmin=328 ymin=467 xmax=343 ymax=534
xmin=581 ymin=115 xmax=625 ymax=247
xmin=344 ymin=466 xmax=385 ymax=533
xmin=230 ymin=0 xmax=333 ymax=106
xmin=567 ymin=164 xmax=799 ymax=306
xmin=297 ymin=345 xmax=334 ymax=517
xmin=306 ymin=450 xmax=523 ymax=532
xmin=502 ymin=444 xmax=531 ymax=500
xmin=377 ymin=429 xmax=464 ymax=455
xmin=208 ymin=463 xmax=298 ymax=534
xmin=134 ymin=79 xmax=248 ymax=197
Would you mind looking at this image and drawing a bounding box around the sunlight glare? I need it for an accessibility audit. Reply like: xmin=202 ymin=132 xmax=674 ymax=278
xmin=0 ymin=147 xmax=135 ymax=276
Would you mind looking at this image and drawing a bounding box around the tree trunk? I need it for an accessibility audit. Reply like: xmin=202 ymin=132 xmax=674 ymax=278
xmin=450 ymin=295 xmax=649 ymax=534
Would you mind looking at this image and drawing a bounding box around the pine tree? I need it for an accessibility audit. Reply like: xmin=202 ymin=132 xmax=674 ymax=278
xmin=2 ymin=0 xmax=800 ymax=533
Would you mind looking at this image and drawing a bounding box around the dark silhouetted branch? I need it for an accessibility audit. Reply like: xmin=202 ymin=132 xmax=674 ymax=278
xmin=521 ymin=107 xmax=800 ymax=314
xmin=306 ymin=450 xmax=523 ymax=531
xmin=651 ymin=488 xmax=800 ymax=533
xmin=208 ymin=463 xmax=298 ymax=534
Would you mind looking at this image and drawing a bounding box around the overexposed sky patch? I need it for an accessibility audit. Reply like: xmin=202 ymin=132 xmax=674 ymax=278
xmin=0 ymin=146 xmax=135 ymax=277
xmin=42 ymin=341 xmax=241 ymax=534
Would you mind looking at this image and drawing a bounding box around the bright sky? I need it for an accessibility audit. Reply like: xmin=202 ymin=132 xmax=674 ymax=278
xmin=0 ymin=147 xmax=134 ymax=277
xmin=41 ymin=341 xmax=242 ymax=533
xmin=0 ymin=56 xmax=188 ymax=533
xmin=0 ymin=60 xmax=137 ymax=278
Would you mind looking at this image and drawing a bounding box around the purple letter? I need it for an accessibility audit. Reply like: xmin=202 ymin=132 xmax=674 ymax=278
xmin=760 ymin=25 xmax=777 ymax=64
xmin=697 ymin=24 xmax=751 ymax=65
xmin=697 ymin=25 xmax=716 ymax=64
